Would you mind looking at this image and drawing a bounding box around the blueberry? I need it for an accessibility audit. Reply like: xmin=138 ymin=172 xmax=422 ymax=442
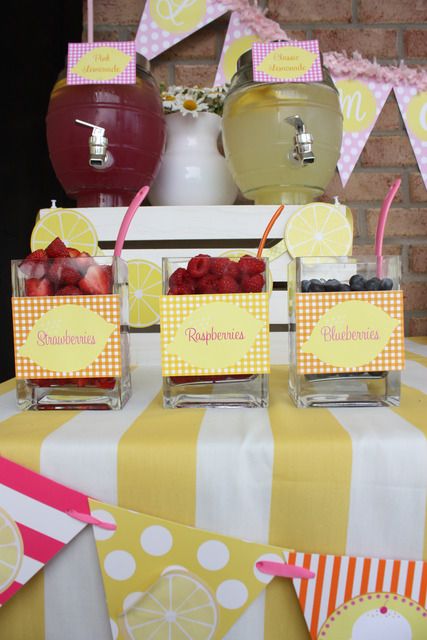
xmin=301 ymin=279 xmax=310 ymax=292
xmin=340 ymin=284 xmax=351 ymax=291
xmin=325 ymin=279 xmax=341 ymax=292
xmin=308 ymin=279 xmax=325 ymax=292
xmin=365 ymin=277 xmax=381 ymax=291
xmin=380 ymin=278 xmax=393 ymax=290
xmin=349 ymin=274 xmax=365 ymax=291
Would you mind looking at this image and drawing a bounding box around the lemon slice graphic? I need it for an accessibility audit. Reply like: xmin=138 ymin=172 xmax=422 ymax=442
xmin=122 ymin=571 xmax=218 ymax=640
xmin=0 ymin=507 xmax=23 ymax=594
xmin=31 ymin=209 xmax=99 ymax=255
xmin=128 ymin=260 xmax=162 ymax=328
xmin=284 ymin=203 xmax=353 ymax=258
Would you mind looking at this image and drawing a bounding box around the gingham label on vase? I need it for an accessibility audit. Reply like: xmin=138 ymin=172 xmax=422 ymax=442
xmin=252 ymin=40 xmax=322 ymax=84
xmin=296 ymin=291 xmax=404 ymax=374
xmin=159 ymin=293 xmax=270 ymax=376
xmin=12 ymin=295 xmax=122 ymax=379
xmin=67 ymin=42 xmax=136 ymax=85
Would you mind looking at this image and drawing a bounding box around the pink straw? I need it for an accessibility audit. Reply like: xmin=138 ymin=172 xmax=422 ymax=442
xmin=87 ymin=0 xmax=94 ymax=43
xmin=114 ymin=185 xmax=150 ymax=257
xmin=375 ymin=178 xmax=401 ymax=277
xmin=256 ymin=561 xmax=315 ymax=580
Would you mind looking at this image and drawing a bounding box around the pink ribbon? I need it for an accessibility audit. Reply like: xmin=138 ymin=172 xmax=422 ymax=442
xmin=256 ymin=561 xmax=315 ymax=580
xmin=67 ymin=509 xmax=117 ymax=530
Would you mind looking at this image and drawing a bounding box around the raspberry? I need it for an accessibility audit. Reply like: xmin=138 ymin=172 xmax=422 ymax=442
xmin=187 ymin=254 xmax=210 ymax=278
xmin=195 ymin=274 xmax=218 ymax=294
xmin=169 ymin=268 xmax=194 ymax=292
xmin=209 ymin=257 xmax=238 ymax=278
xmin=242 ymin=274 xmax=265 ymax=292
xmin=217 ymin=276 xmax=240 ymax=293
xmin=238 ymin=255 xmax=265 ymax=275
xmin=169 ymin=284 xmax=194 ymax=295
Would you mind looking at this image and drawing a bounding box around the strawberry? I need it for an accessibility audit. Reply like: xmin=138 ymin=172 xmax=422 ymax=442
xmin=60 ymin=265 xmax=81 ymax=285
xmin=187 ymin=254 xmax=210 ymax=278
xmin=242 ymin=274 xmax=265 ymax=292
xmin=46 ymin=237 xmax=69 ymax=258
xmin=78 ymin=264 xmax=112 ymax=295
xmin=25 ymin=277 xmax=54 ymax=296
xmin=19 ymin=249 xmax=48 ymax=278
xmin=217 ymin=276 xmax=240 ymax=293
xmin=195 ymin=274 xmax=218 ymax=294
xmin=55 ymin=285 xmax=81 ymax=296
xmin=67 ymin=248 xmax=81 ymax=257
xmin=238 ymin=255 xmax=265 ymax=275
xmin=48 ymin=257 xmax=66 ymax=284
xmin=169 ymin=268 xmax=195 ymax=292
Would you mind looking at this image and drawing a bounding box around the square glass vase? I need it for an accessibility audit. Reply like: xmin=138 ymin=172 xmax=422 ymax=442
xmin=162 ymin=256 xmax=269 ymax=409
xmin=288 ymin=256 xmax=402 ymax=408
xmin=12 ymin=256 xmax=131 ymax=410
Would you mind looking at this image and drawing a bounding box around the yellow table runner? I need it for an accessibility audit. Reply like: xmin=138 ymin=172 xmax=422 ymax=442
xmin=0 ymin=338 xmax=426 ymax=640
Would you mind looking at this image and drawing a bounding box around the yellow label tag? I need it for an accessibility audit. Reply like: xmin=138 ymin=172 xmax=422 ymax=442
xmin=71 ymin=46 xmax=132 ymax=81
xmin=160 ymin=293 xmax=270 ymax=376
xmin=12 ymin=295 xmax=122 ymax=379
xmin=256 ymin=46 xmax=317 ymax=80
xmin=296 ymin=291 xmax=404 ymax=374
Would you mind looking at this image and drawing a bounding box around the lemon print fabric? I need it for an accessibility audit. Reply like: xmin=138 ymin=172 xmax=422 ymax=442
xmin=0 ymin=507 xmax=23 ymax=594
xmin=89 ymin=499 xmax=288 ymax=640
xmin=128 ymin=260 xmax=162 ymax=328
xmin=31 ymin=209 xmax=99 ymax=256
xmin=120 ymin=571 xmax=218 ymax=640
xmin=285 ymin=203 xmax=353 ymax=258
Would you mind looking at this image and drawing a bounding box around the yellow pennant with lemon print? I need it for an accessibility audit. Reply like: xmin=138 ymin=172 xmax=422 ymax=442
xmin=89 ymin=499 xmax=291 ymax=640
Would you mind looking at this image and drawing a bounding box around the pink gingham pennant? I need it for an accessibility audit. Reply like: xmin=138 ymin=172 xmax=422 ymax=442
xmin=67 ymin=42 xmax=136 ymax=85
xmin=252 ymin=40 xmax=323 ymax=84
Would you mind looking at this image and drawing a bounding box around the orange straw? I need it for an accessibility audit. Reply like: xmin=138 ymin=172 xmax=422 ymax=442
xmin=257 ymin=205 xmax=285 ymax=258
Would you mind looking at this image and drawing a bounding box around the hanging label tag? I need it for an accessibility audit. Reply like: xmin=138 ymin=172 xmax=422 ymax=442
xmin=252 ymin=40 xmax=322 ymax=84
xmin=67 ymin=42 xmax=136 ymax=85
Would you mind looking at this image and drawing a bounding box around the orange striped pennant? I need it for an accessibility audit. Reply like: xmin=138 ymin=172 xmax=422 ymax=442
xmin=285 ymin=551 xmax=427 ymax=640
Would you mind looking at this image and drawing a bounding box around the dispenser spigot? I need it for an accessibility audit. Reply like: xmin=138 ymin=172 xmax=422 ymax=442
xmin=285 ymin=116 xmax=315 ymax=166
xmin=75 ymin=119 xmax=110 ymax=168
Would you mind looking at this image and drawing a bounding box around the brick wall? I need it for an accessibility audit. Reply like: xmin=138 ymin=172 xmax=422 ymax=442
xmin=86 ymin=0 xmax=427 ymax=335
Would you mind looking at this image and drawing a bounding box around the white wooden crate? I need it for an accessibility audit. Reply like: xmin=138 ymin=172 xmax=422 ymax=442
xmin=39 ymin=204 xmax=347 ymax=365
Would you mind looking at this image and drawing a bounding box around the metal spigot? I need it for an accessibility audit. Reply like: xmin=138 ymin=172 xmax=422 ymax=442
xmin=285 ymin=116 xmax=315 ymax=166
xmin=75 ymin=119 xmax=110 ymax=168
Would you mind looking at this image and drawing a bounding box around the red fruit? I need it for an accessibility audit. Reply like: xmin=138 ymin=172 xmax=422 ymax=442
xmin=19 ymin=249 xmax=48 ymax=278
xmin=187 ymin=254 xmax=211 ymax=278
xmin=94 ymin=378 xmax=116 ymax=389
xmin=48 ymin=257 xmax=66 ymax=284
xmin=60 ymin=265 xmax=81 ymax=285
xmin=242 ymin=274 xmax=265 ymax=292
xmin=55 ymin=285 xmax=81 ymax=296
xmin=238 ymin=255 xmax=265 ymax=275
xmin=169 ymin=268 xmax=195 ymax=292
xmin=45 ymin=237 xmax=69 ymax=258
xmin=49 ymin=258 xmax=81 ymax=286
xmin=67 ymin=248 xmax=81 ymax=257
xmin=25 ymin=277 xmax=54 ymax=296
xmin=169 ymin=284 xmax=194 ymax=295
xmin=74 ymin=252 xmax=95 ymax=275
xmin=209 ymin=257 xmax=235 ymax=278
xmin=217 ymin=276 xmax=240 ymax=293
xmin=195 ymin=274 xmax=218 ymax=294
xmin=78 ymin=265 xmax=112 ymax=295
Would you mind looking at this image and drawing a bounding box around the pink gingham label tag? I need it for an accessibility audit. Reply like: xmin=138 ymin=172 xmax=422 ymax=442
xmin=252 ymin=40 xmax=322 ymax=84
xmin=67 ymin=42 xmax=136 ymax=85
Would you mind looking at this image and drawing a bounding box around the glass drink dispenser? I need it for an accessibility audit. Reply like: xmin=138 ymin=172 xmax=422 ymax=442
xmin=221 ymin=47 xmax=343 ymax=205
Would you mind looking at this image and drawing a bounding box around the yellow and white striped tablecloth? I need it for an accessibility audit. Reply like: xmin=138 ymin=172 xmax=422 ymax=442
xmin=0 ymin=338 xmax=426 ymax=640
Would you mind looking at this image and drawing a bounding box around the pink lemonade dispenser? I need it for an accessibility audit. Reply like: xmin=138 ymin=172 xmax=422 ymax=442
xmin=46 ymin=54 xmax=166 ymax=207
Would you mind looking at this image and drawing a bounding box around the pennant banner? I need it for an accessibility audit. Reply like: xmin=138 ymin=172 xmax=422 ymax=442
xmin=135 ymin=0 xmax=228 ymax=60
xmin=89 ymin=499 xmax=289 ymax=639
xmin=286 ymin=550 xmax=427 ymax=640
xmin=214 ymin=12 xmax=260 ymax=86
xmin=332 ymin=77 xmax=392 ymax=187
xmin=0 ymin=457 xmax=90 ymax=606
xmin=395 ymin=86 xmax=427 ymax=190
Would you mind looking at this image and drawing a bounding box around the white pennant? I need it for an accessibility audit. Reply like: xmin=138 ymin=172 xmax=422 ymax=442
xmin=332 ymin=76 xmax=392 ymax=187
